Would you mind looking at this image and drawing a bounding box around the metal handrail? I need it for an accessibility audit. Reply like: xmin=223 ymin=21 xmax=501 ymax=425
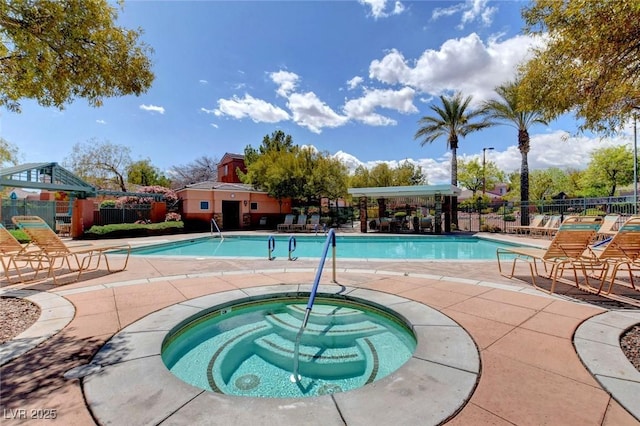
xmin=268 ymin=235 xmax=276 ymax=260
xmin=288 ymin=235 xmax=297 ymax=261
xmin=210 ymin=218 xmax=223 ymax=240
xmin=291 ymin=228 xmax=336 ymax=382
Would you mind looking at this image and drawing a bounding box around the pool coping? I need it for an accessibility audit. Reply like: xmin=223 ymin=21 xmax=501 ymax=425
xmin=81 ymin=284 xmax=482 ymax=425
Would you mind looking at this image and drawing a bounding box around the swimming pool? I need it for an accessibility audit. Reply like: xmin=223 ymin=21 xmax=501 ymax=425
xmin=127 ymin=235 xmax=519 ymax=260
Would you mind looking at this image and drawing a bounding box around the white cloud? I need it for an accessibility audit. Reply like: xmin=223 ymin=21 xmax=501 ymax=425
xmin=286 ymin=92 xmax=348 ymax=133
xmin=139 ymin=104 xmax=165 ymax=114
xmin=359 ymin=0 xmax=405 ymax=19
xmin=199 ymin=79 xmax=208 ymax=84
xmin=200 ymin=107 xmax=216 ymax=114
xmin=214 ymin=94 xmax=290 ymax=123
xmin=432 ymin=0 xmax=496 ymax=29
xmin=270 ymin=70 xmax=300 ymax=97
xmin=210 ymin=123 xmax=219 ymax=129
xmin=343 ymin=87 xmax=417 ymax=125
xmin=347 ymin=76 xmax=364 ymax=90
xmin=96 ymin=119 xmax=106 ymax=125
xmin=369 ymin=33 xmax=541 ymax=104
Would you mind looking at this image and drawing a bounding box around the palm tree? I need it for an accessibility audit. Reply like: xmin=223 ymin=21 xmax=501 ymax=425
xmin=482 ymin=81 xmax=548 ymax=226
xmin=414 ymin=92 xmax=491 ymax=229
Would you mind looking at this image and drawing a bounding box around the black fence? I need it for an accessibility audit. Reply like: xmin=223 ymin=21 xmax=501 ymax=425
xmin=94 ymin=204 xmax=152 ymax=226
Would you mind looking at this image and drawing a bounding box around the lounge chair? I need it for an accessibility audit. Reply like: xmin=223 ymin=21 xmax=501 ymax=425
xmin=277 ymin=214 xmax=295 ymax=232
xmin=291 ymin=214 xmax=308 ymax=232
xmin=529 ymin=215 xmax=562 ymax=238
xmin=583 ymin=216 xmax=640 ymax=295
xmin=594 ymin=214 xmax=620 ymax=241
xmin=511 ymin=214 xmax=545 ymax=235
xmin=496 ymin=215 xmax=603 ymax=294
xmin=11 ymin=216 xmax=131 ymax=285
xmin=306 ymin=214 xmax=321 ymax=232
xmin=0 ymin=223 xmax=45 ymax=283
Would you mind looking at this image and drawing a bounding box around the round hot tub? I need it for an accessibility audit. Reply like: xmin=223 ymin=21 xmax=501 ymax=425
xmin=161 ymin=294 xmax=417 ymax=398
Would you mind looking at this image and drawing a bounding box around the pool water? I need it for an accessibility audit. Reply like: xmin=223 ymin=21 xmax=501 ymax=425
xmin=129 ymin=235 xmax=515 ymax=260
xmin=161 ymin=295 xmax=417 ymax=398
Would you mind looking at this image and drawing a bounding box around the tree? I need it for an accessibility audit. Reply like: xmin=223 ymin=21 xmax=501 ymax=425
xmin=169 ymin=156 xmax=219 ymax=188
xmin=529 ymin=168 xmax=571 ymax=201
xmin=482 ymin=80 xmax=548 ymax=225
xmin=414 ymin=92 xmax=491 ymax=228
xmin=519 ymin=0 xmax=640 ymax=133
xmin=0 ymin=0 xmax=154 ymax=112
xmin=579 ymin=146 xmax=635 ymax=197
xmin=458 ymin=158 xmax=504 ymax=196
xmin=394 ymin=160 xmax=427 ymax=186
xmin=0 ymin=137 xmax=19 ymax=166
xmin=368 ymin=163 xmax=394 ymax=187
xmin=349 ymin=165 xmax=371 ymax=188
xmin=127 ymin=159 xmax=171 ymax=187
xmin=65 ymin=139 xmax=132 ymax=191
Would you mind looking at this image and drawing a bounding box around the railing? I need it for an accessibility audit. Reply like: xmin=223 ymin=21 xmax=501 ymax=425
xmin=268 ymin=235 xmax=275 ymax=260
xmin=288 ymin=235 xmax=297 ymax=261
xmin=210 ymin=218 xmax=223 ymax=240
xmin=291 ymin=228 xmax=337 ymax=382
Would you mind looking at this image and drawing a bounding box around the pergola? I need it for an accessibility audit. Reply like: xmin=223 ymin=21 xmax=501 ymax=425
xmin=347 ymin=184 xmax=462 ymax=233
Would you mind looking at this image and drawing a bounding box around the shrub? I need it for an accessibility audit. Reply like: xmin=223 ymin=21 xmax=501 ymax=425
xmin=503 ymin=214 xmax=516 ymax=222
xmin=84 ymin=221 xmax=183 ymax=238
xmin=165 ymin=212 xmax=181 ymax=222
xmin=99 ymin=200 xmax=117 ymax=209
xmin=10 ymin=229 xmax=30 ymax=243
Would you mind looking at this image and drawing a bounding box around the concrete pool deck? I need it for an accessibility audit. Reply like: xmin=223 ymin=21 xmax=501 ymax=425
xmin=1 ymin=231 xmax=639 ymax=425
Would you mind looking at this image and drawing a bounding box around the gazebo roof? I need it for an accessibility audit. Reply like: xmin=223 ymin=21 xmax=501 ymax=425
xmin=0 ymin=162 xmax=96 ymax=195
xmin=347 ymin=184 xmax=461 ymax=198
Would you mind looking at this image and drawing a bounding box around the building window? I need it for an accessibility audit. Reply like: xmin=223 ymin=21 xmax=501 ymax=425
xmin=200 ymin=201 xmax=209 ymax=210
xmin=250 ymin=202 xmax=258 ymax=210
xmin=224 ymin=165 xmax=228 ymax=176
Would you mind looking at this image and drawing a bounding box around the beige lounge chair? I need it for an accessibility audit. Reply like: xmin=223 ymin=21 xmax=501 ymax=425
xmin=11 ymin=216 xmax=131 ymax=285
xmin=277 ymin=214 xmax=295 ymax=232
xmin=529 ymin=215 xmax=562 ymax=238
xmin=594 ymin=214 xmax=620 ymax=241
xmin=511 ymin=214 xmax=545 ymax=235
xmin=583 ymin=216 xmax=640 ymax=295
xmin=0 ymin=223 xmax=45 ymax=283
xmin=497 ymin=215 xmax=603 ymax=294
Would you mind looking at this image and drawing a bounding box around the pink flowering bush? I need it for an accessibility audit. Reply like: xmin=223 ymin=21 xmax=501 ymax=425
xmin=117 ymin=186 xmax=178 ymax=205
xmin=165 ymin=212 xmax=182 ymax=222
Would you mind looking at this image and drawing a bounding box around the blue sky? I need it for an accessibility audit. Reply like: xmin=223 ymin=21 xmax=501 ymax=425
xmin=3 ymin=0 xmax=636 ymax=185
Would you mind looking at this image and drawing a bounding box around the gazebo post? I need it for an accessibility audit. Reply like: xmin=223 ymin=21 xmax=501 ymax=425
xmin=359 ymin=196 xmax=368 ymax=233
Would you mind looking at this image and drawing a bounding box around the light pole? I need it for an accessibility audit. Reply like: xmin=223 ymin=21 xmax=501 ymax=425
xmin=634 ymin=113 xmax=637 ymax=214
xmin=482 ymin=147 xmax=494 ymax=195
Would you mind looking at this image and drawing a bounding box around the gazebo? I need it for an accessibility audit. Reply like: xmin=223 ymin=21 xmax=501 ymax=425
xmin=347 ymin=184 xmax=462 ymax=233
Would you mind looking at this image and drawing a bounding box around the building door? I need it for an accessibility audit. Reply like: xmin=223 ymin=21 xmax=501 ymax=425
xmin=221 ymin=200 xmax=241 ymax=230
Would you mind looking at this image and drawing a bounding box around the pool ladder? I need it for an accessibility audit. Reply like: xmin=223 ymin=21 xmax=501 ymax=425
xmin=291 ymin=228 xmax=337 ymax=382
xmin=210 ymin=218 xmax=223 ymax=240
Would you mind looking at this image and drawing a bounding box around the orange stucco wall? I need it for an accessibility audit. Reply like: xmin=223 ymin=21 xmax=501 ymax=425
xmin=177 ymin=188 xmax=291 ymax=228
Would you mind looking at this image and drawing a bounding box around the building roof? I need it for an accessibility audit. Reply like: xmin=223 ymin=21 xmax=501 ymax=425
xmin=220 ymin=153 xmax=245 ymax=162
xmin=178 ymin=181 xmax=265 ymax=193
xmin=0 ymin=162 xmax=96 ymax=195
xmin=348 ymin=184 xmax=462 ymax=198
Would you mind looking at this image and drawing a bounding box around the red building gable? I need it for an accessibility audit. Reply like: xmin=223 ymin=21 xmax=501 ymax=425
xmin=217 ymin=153 xmax=247 ymax=183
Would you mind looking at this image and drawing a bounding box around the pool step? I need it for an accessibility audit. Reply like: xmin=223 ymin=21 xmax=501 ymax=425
xmin=265 ymin=312 xmax=387 ymax=347
xmin=285 ymin=303 xmax=369 ymax=325
xmin=254 ymin=333 xmax=372 ymax=379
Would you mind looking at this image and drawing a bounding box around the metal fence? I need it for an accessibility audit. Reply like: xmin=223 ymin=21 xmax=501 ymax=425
xmin=457 ymin=195 xmax=638 ymax=233
xmin=93 ymin=204 xmax=152 ymax=226
xmin=1 ymin=199 xmax=57 ymax=229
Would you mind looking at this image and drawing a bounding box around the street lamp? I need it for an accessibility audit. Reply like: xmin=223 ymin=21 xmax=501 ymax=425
xmin=634 ymin=113 xmax=638 ymax=214
xmin=482 ymin=147 xmax=494 ymax=195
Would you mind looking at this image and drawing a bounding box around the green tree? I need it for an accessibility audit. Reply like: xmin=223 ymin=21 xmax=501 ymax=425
xmin=369 ymin=163 xmax=394 ymax=187
xmin=519 ymin=0 xmax=640 ymax=133
xmin=349 ymin=165 xmax=371 ymax=188
xmin=579 ymin=146 xmax=635 ymax=197
xmin=0 ymin=0 xmax=154 ymax=112
xmin=394 ymin=160 xmax=427 ymax=186
xmin=458 ymin=158 xmax=504 ymax=196
xmin=64 ymin=139 xmax=132 ymax=191
xmin=529 ymin=168 xmax=571 ymax=200
xmin=414 ymin=92 xmax=491 ymax=228
xmin=0 ymin=137 xmax=19 ymax=166
xmin=127 ymin=159 xmax=170 ymax=187
xmin=482 ymin=80 xmax=548 ymax=225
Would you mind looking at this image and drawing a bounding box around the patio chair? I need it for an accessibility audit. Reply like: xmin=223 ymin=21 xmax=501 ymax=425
xmin=583 ymin=216 xmax=640 ymax=295
xmin=306 ymin=214 xmax=321 ymax=232
xmin=529 ymin=215 xmax=562 ymax=238
xmin=511 ymin=214 xmax=545 ymax=235
xmin=11 ymin=216 xmax=131 ymax=285
xmin=291 ymin=214 xmax=308 ymax=232
xmin=420 ymin=216 xmax=433 ymax=232
xmin=496 ymin=215 xmax=603 ymax=294
xmin=277 ymin=214 xmax=295 ymax=232
xmin=0 ymin=223 xmax=45 ymax=283
xmin=379 ymin=217 xmax=391 ymax=232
